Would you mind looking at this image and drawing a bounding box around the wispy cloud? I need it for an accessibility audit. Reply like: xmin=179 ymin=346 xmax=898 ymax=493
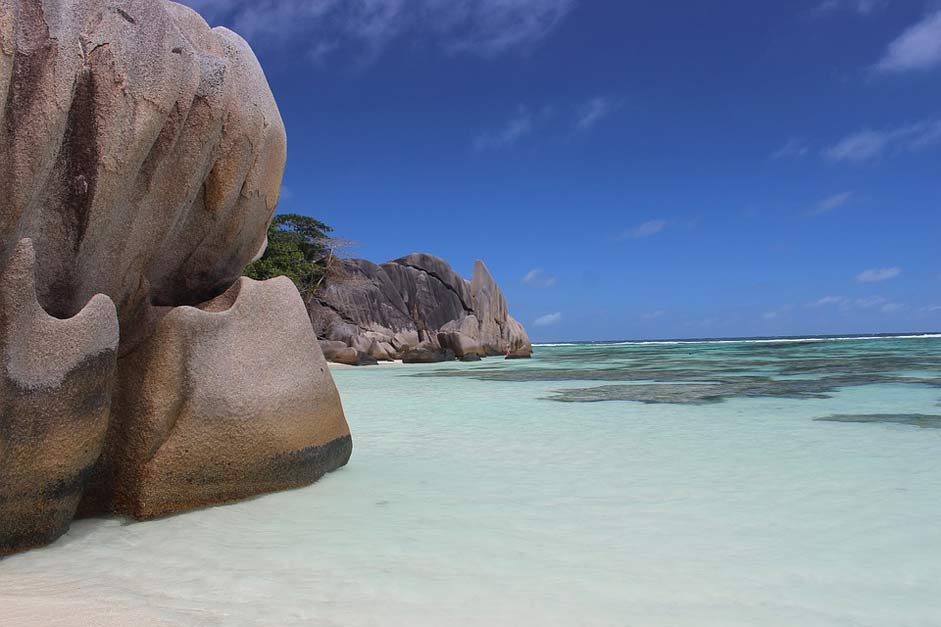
xmin=771 ymin=137 xmax=810 ymax=159
xmin=874 ymin=10 xmax=941 ymax=73
xmin=805 ymin=295 xmax=905 ymax=313
xmin=473 ymin=107 xmax=534 ymax=151
xmin=824 ymin=120 xmax=941 ymax=163
xmin=762 ymin=306 xmax=792 ymax=321
xmin=807 ymin=191 xmax=853 ymax=217
xmin=622 ymin=219 xmax=669 ymax=239
xmin=574 ymin=97 xmax=622 ymax=133
xmin=812 ymin=0 xmax=888 ymax=16
xmin=533 ymin=312 xmax=562 ymax=327
xmin=856 ymin=266 xmax=901 ymax=283
xmin=522 ymin=268 xmax=557 ymax=288
xmin=855 ymin=296 xmax=888 ymax=309
xmin=180 ymin=0 xmax=576 ymax=63
xmin=437 ymin=0 xmax=578 ymax=58
xmin=825 ymin=129 xmax=892 ymax=163
xmin=806 ymin=295 xmax=847 ymax=308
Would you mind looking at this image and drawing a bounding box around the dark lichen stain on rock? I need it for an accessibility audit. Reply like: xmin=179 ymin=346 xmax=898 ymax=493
xmin=116 ymin=8 xmax=137 ymax=24
xmin=124 ymin=436 xmax=354 ymax=521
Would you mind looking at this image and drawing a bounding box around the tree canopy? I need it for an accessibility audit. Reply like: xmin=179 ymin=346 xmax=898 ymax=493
xmin=244 ymin=213 xmax=335 ymax=298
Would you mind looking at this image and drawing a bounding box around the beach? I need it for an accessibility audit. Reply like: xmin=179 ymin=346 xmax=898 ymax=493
xmin=2 ymin=336 xmax=940 ymax=626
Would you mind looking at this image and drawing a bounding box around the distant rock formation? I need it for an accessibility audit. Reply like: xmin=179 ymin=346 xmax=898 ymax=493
xmin=0 ymin=0 xmax=350 ymax=556
xmin=309 ymin=253 xmax=532 ymax=363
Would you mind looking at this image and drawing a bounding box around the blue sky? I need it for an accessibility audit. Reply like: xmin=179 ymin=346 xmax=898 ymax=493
xmin=183 ymin=0 xmax=941 ymax=341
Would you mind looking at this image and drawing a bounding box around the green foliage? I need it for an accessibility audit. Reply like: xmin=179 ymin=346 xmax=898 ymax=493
xmin=244 ymin=213 xmax=334 ymax=296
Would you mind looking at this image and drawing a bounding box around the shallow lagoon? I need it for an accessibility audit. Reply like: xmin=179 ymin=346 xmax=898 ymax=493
xmin=3 ymin=336 xmax=941 ymax=626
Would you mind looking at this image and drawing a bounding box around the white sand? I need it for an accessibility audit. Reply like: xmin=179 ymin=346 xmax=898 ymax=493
xmin=1 ymin=595 xmax=184 ymax=627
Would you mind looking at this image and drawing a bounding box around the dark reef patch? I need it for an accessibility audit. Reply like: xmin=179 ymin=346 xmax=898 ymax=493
xmin=412 ymin=336 xmax=941 ymax=405
xmin=815 ymin=414 xmax=941 ymax=430
xmin=542 ymin=377 xmax=871 ymax=404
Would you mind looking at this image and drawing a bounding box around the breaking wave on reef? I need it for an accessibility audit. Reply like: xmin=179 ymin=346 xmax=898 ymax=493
xmin=535 ymin=332 xmax=941 ymax=348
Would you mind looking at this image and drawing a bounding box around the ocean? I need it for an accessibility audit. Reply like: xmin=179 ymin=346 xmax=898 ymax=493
xmin=3 ymin=334 xmax=941 ymax=626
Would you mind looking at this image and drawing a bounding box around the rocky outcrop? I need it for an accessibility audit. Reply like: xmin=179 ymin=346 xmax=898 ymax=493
xmin=309 ymin=254 xmax=532 ymax=363
xmin=0 ymin=1 xmax=350 ymax=556
xmin=438 ymin=315 xmax=485 ymax=360
xmin=319 ymin=340 xmax=378 ymax=367
xmin=402 ymin=344 xmax=457 ymax=364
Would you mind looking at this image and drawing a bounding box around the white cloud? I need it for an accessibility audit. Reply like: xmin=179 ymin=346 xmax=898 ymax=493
xmin=824 ymin=120 xmax=941 ymax=163
xmin=623 ymin=219 xmax=669 ymax=239
xmin=180 ymin=0 xmax=576 ymax=62
xmin=533 ymin=312 xmax=562 ymax=327
xmin=772 ymin=137 xmax=810 ymax=159
xmin=574 ymin=97 xmax=622 ymax=133
xmin=856 ymin=267 xmax=901 ymax=283
xmin=880 ymin=302 xmax=904 ymax=313
xmin=522 ymin=268 xmax=557 ymax=288
xmin=875 ymin=10 xmax=941 ymax=73
xmin=808 ymin=191 xmax=853 ymax=216
xmin=642 ymin=310 xmax=666 ymax=320
xmin=473 ymin=108 xmax=534 ymax=151
xmin=918 ymin=304 xmax=941 ymax=313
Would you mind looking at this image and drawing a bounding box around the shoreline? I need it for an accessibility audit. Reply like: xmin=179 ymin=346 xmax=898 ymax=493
xmin=328 ymin=359 xmax=406 ymax=369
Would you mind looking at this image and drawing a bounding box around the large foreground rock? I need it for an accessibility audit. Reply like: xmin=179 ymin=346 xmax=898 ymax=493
xmin=310 ymin=255 xmax=532 ymax=363
xmin=79 ymin=277 xmax=351 ymax=519
xmin=0 ymin=0 xmax=283 ymax=343
xmin=0 ymin=0 xmax=350 ymax=556
xmin=0 ymin=240 xmax=118 ymax=555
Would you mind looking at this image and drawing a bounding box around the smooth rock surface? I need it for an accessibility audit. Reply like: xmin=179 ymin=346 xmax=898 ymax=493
xmin=80 ymin=277 xmax=351 ymax=519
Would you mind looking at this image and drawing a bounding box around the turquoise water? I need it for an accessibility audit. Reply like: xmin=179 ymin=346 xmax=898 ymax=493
xmin=3 ymin=336 xmax=941 ymax=626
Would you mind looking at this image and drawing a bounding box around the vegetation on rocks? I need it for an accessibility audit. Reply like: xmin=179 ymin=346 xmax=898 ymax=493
xmin=245 ymin=214 xmax=344 ymax=300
